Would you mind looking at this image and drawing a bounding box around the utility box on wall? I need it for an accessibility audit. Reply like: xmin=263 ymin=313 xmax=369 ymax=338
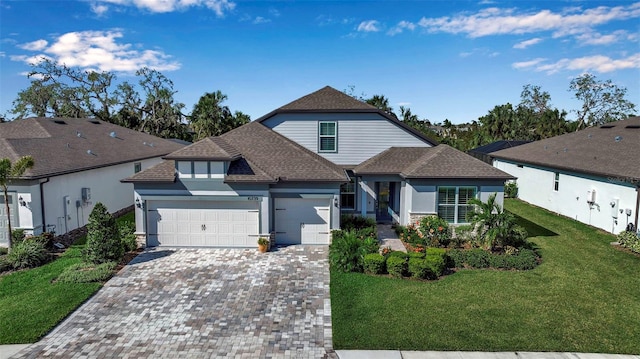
xmin=610 ymin=198 xmax=619 ymax=218
xmin=81 ymin=188 xmax=91 ymax=203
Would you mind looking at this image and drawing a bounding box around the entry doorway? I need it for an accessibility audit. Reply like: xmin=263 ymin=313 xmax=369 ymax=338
xmin=376 ymin=182 xmax=391 ymax=223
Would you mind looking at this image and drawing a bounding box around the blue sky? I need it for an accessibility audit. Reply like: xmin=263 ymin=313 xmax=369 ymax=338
xmin=1 ymin=0 xmax=638 ymax=124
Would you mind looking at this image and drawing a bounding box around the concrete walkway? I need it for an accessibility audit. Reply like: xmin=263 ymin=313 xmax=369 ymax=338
xmin=10 ymin=246 xmax=333 ymax=358
xmin=377 ymin=224 xmax=406 ymax=252
xmin=335 ymin=351 xmax=640 ymax=358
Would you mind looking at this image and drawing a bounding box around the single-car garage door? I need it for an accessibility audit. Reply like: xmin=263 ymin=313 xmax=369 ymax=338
xmin=147 ymin=200 xmax=259 ymax=247
xmin=274 ymin=198 xmax=330 ymax=245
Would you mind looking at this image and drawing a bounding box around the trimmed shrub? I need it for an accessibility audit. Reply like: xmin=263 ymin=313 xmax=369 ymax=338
xmin=388 ymin=251 xmax=409 ymax=260
xmin=341 ymin=215 xmax=376 ymax=231
xmin=508 ymin=249 xmax=538 ymax=270
xmin=0 ymin=247 xmax=7 ymax=255
xmin=364 ymin=253 xmax=386 ymax=274
xmin=26 ymin=232 xmax=55 ymax=249
xmin=447 ymin=249 xmax=465 ymax=268
xmin=426 ymin=247 xmax=446 ymax=257
xmin=425 ymin=255 xmax=446 ymax=278
xmin=0 ymin=257 xmax=11 ymax=272
xmin=505 ymin=181 xmax=518 ymax=198
xmin=57 ymin=261 xmax=117 ymax=283
xmin=83 ymin=202 xmax=124 ymax=265
xmin=386 ymin=256 xmax=407 ymax=278
xmin=407 ymin=251 xmax=425 ymax=259
xmin=408 ymin=258 xmax=432 ymax=279
xmin=118 ymin=221 xmax=137 ymax=252
xmin=465 ymin=249 xmax=490 ymax=268
xmin=4 ymin=240 xmax=49 ymax=269
xmin=488 ymin=253 xmax=510 ymax=269
xmin=618 ymin=230 xmax=640 ymax=253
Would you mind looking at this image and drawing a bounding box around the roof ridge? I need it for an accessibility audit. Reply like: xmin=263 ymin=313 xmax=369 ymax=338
xmin=402 ymin=146 xmax=444 ymax=177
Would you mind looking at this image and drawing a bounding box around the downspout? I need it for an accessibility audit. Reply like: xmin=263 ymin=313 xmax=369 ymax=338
xmin=635 ymin=185 xmax=639 ymax=231
xmin=39 ymin=177 xmax=50 ymax=234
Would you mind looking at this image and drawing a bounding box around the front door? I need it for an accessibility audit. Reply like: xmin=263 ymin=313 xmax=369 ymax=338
xmin=376 ymin=182 xmax=391 ymax=222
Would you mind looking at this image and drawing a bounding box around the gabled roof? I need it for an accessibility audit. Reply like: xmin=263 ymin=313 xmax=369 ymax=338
xmin=0 ymin=118 xmax=185 ymax=179
xmin=164 ymin=137 xmax=241 ymax=161
xmin=492 ymin=116 xmax=640 ymax=182
xmin=354 ymin=145 xmax=514 ymax=180
xmin=468 ymin=140 xmax=531 ymax=155
xmin=255 ymin=86 xmax=438 ymax=146
xmin=126 ymin=121 xmax=348 ymax=184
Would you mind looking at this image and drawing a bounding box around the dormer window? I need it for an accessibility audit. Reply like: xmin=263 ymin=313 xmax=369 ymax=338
xmin=319 ymin=122 xmax=337 ymax=152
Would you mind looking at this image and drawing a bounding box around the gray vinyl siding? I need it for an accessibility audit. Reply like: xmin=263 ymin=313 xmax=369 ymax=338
xmin=262 ymin=113 xmax=431 ymax=165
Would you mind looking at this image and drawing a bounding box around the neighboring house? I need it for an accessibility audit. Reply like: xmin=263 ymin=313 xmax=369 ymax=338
xmin=125 ymin=86 xmax=513 ymax=248
xmin=492 ymin=117 xmax=640 ymax=234
xmin=468 ymin=140 xmax=531 ymax=164
xmin=0 ymin=118 xmax=185 ymax=246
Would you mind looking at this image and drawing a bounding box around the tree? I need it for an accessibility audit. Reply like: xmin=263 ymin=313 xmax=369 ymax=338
xmin=365 ymin=94 xmax=394 ymax=114
xmin=0 ymin=156 xmax=35 ymax=251
xmin=467 ymin=193 xmax=526 ymax=251
xmin=189 ymin=90 xmax=250 ymax=141
xmin=519 ymin=84 xmax=552 ymax=114
xmin=83 ymin=202 xmax=123 ymax=264
xmin=569 ymin=73 xmax=637 ymax=129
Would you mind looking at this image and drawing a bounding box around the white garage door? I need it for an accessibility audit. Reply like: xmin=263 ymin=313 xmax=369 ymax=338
xmin=274 ymin=198 xmax=330 ymax=245
xmin=147 ymin=200 xmax=259 ymax=247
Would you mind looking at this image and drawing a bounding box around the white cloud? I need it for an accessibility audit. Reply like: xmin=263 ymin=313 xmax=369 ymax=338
xmin=575 ymin=30 xmax=628 ymax=45
xmin=0 ymin=51 xmax=5 ymax=58
xmin=459 ymin=48 xmax=500 ymax=58
xmin=416 ymin=3 xmax=640 ymax=39
xmin=357 ymin=20 xmax=380 ymax=32
xmin=252 ymin=16 xmax=270 ymax=24
xmin=12 ymin=30 xmax=180 ymax=72
xmin=513 ymin=37 xmax=542 ymax=49
xmin=387 ymin=20 xmax=415 ymax=36
xmin=90 ymin=0 xmax=235 ymax=16
xmin=18 ymin=39 xmax=48 ymax=51
xmin=91 ymin=3 xmax=110 ymax=16
xmin=514 ymin=54 xmax=640 ymax=73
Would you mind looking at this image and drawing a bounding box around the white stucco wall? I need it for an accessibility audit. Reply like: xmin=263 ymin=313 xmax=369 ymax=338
xmin=494 ymin=159 xmax=639 ymax=234
xmin=8 ymin=157 xmax=162 ymax=236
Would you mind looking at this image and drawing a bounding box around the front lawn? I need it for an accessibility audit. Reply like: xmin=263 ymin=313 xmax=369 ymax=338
xmin=0 ymin=211 xmax=136 ymax=344
xmin=330 ymin=199 xmax=640 ymax=354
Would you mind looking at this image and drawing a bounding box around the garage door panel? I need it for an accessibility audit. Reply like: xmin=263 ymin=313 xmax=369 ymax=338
xmin=274 ymin=198 xmax=330 ymax=245
xmin=148 ymin=200 xmax=259 ymax=247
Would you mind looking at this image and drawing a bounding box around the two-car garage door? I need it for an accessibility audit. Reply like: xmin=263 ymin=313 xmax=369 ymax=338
xmin=147 ymin=200 xmax=259 ymax=247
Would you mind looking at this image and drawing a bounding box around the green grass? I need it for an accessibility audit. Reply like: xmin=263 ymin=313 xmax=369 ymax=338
xmin=0 ymin=211 xmax=136 ymax=344
xmin=330 ymin=199 xmax=640 ymax=354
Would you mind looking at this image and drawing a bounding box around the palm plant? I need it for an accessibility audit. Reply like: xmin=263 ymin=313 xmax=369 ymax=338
xmin=0 ymin=156 xmax=35 ymax=252
xmin=467 ymin=193 xmax=518 ymax=251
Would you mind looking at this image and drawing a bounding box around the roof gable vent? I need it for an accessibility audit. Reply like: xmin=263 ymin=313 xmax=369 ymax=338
xmin=600 ymin=124 xmax=615 ymax=128
xmin=625 ymin=125 xmax=640 ymax=129
xmin=52 ymin=119 xmax=66 ymax=125
xmin=88 ymin=120 xmax=100 ymax=124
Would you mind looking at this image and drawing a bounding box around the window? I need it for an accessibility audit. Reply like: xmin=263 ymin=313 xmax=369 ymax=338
xmin=553 ymin=172 xmax=559 ymax=191
xmin=340 ymin=178 xmax=356 ymax=209
xmin=194 ymin=161 xmax=208 ymax=179
xmin=134 ymin=162 xmax=142 ymax=173
xmin=177 ymin=161 xmax=192 ymax=179
xmin=319 ymin=122 xmax=337 ymax=152
xmin=437 ymin=186 xmax=477 ymax=224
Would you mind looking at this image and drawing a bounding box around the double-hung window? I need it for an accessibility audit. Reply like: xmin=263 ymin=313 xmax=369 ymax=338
xmin=319 ymin=122 xmax=337 ymax=152
xmin=437 ymin=186 xmax=477 ymax=224
xmin=553 ymin=172 xmax=560 ymax=192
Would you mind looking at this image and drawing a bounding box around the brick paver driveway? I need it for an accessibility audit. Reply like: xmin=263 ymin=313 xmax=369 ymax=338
xmin=14 ymin=246 xmax=334 ymax=358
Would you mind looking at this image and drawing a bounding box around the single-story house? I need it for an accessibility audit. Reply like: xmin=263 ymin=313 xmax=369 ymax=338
xmin=468 ymin=140 xmax=531 ymax=165
xmin=0 ymin=117 xmax=185 ymax=246
xmin=492 ymin=116 xmax=640 ymax=234
xmin=125 ymin=86 xmax=514 ymax=247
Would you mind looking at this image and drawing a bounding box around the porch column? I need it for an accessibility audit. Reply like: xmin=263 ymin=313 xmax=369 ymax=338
xmin=360 ymin=180 xmax=368 ymax=217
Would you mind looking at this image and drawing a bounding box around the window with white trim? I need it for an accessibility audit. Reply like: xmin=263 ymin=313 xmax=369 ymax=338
xmin=319 ymin=122 xmax=337 ymax=152
xmin=340 ymin=178 xmax=356 ymax=209
xmin=553 ymin=172 xmax=559 ymax=192
xmin=134 ymin=162 xmax=142 ymax=173
xmin=437 ymin=186 xmax=477 ymax=224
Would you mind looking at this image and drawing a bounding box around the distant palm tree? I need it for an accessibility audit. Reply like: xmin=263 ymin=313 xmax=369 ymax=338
xmin=0 ymin=156 xmax=35 ymax=251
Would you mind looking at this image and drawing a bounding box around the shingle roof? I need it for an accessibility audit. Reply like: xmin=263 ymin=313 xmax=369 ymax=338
xmin=354 ymin=145 xmax=514 ymax=179
xmin=123 ymin=160 xmax=176 ymax=182
xmin=127 ymin=121 xmax=348 ymax=183
xmin=492 ymin=116 xmax=640 ymax=182
xmin=468 ymin=140 xmax=531 ymax=155
xmin=164 ymin=137 xmax=241 ymax=161
xmin=0 ymin=118 xmax=185 ymax=179
xmin=255 ymin=86 xmax=438 ymax=146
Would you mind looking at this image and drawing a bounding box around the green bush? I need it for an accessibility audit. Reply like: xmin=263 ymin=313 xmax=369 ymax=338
xmin=330 ymin=230 xmax=377 ymax=273
xmin=618 ymin=231 xmax=640 ymax=253
xmin=341 ymin=215 xmax=376 ymax=231
xmin=0 ymin=247 xmax=7 ymax=255
xmin=447 ymin=249 xmax=465 ymax=268
xmin=408 ymin=258 xmax=432 ymax=279
xmin=419 ymin=216 xmax=451 ymax=247
xmin=26 ymin=232 xmax=55 ymax=249
xmin=364 ymin=253 xmax=386 ymax=275
xmin=407 ymin=251 xmax=425 ymax=259
xmin=83 ymin=202 xmax=124 ymax=264
xmin=465 ymin=249 xmax=490 ymax=268
xmin=426 ymin=247 xmax=446 ymax=257
xmin=386 ymin=256 xmax=407 ymax=278
xmin=0 ymin=257 xmax=11 ymax=272
xmin=118 ymin=221 xmax=137 ymax=252
xmin=488 ymin=253 xmax=509 ymax=269
xmin=57 ymin=261 xmax=117 ymax=283
xmin=505 ymin=181 xmax=518 ymax=198
xmin=11 ymin=229 xmax=26 ymax=244
xmin=4 ymin=240 xmax=50 ymax=270
xmin=508 ymin=249 xmax=538 ymax=270
xmin=425 ymin=255 xmax=446 ymax=278
xmin=388 ymin=251 xmax=409 ymax=260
